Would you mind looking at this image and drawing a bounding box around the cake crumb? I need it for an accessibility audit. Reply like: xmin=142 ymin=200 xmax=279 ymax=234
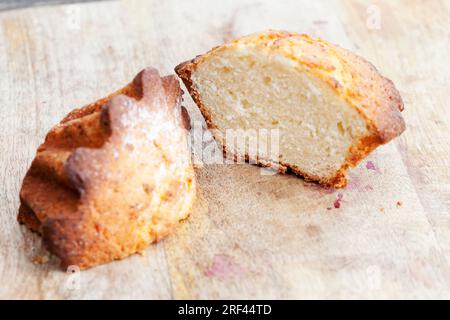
xmin=137 ymin=250 xmax=146 ymax=256
xmin=32 ymin=255 xmax=49 ymax=265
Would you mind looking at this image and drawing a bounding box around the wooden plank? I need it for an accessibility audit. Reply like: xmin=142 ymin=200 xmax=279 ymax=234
xmin=0 ymin=0 xmax=449 ymax=299
xmin=339 ymin=0 xmax=450 ymax=282
xmin=0 ymin=0 xmax=174 ymax=299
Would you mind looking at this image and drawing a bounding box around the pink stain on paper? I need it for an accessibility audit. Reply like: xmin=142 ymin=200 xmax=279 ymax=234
xmin=366 ymin=161 xmax=381 ymax=174
xmin=204 ymin=255 xmax=244 ymax=279
xmin=333 ymin=193 xmax=344 ymax=209
xmin=347 ymin=174 xmax=373 ymax=192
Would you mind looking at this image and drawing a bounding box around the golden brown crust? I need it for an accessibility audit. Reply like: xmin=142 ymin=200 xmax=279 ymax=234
xmin=19 ymin=68 xmax=196 ymax=269
xmin=175 ymin=30 xmax=406 ymax=188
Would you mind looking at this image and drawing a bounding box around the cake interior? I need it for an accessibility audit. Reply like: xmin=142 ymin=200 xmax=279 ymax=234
xmin=190 ymin=46 xmax=369 ymax=180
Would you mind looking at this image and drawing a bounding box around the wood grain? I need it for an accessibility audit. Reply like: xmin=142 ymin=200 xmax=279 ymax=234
xmin=0 ymin=0 xmax=449 ymax=299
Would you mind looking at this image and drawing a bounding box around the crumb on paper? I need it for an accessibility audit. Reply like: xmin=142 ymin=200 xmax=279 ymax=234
xmin=32 ymin=255 xmax=49 ymax=265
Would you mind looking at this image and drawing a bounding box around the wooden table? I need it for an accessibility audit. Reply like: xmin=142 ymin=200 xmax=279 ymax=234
xmin=1 ymin=0 xmax=449 ymax=299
